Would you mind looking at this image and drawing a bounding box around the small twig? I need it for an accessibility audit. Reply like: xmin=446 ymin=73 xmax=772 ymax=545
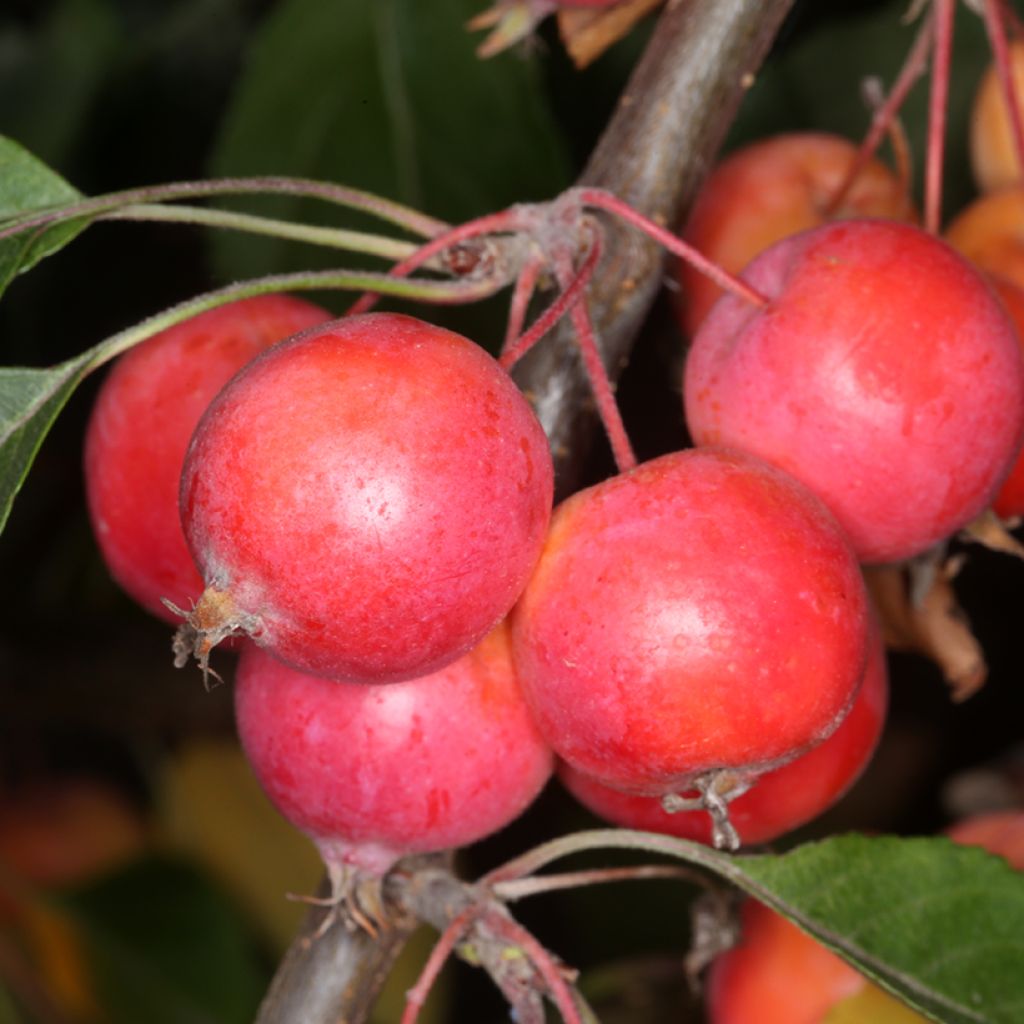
xmin=400 ymin=906 xmax=479 ymax=1024
xmin=577 ymin=187 xmax=770 ymax=310
xmin=492 ymin=864 xmax=707 ymax=902
xmin=823 ymin=9 xmax=934 ymax=217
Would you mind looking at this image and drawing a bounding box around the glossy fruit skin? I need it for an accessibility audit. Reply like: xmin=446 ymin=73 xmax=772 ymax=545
xmin=559 ymin=616 xmax=887 ymax=846
xmin=84 ymin=294 xmax=331 ymax=621
xmin=685 ymin=219 xmax=1024 ymax=564
xmin=181 ymin=312 xmax=553 ymax=682
xmin=234 ymin=622 xmax=554 ymax=876
xmin=511 ymin=447 xmax=869 ymax=797
xmin=677 ymin=132 xmax=912 ymax=336
xmin=970 ymin=40 xmax=1024 ymax=193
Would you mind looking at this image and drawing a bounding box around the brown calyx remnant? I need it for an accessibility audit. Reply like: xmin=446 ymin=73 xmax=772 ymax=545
xmin=164 ymin=586 xmax=260 ymax=688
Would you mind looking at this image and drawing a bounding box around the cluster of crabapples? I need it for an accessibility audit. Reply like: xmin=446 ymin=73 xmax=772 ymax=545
xmin=83 ymin=70 xmax=1024 ymax=894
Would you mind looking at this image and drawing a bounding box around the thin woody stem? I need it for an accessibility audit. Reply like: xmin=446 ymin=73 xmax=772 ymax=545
xmin=499 ymin=232 xmax=601 ymax=369
xmin=502 ymin=252 xmax=546 ymax=355
xmin=823 ymin=9 xmax=934 ymax=218
xmin=492 ymin=864 xmax=707 ymax=902
xmin=577 ymin=187 xmax=769 ymax=310
xmin=400 ymin=906 xmax=478 ymax=1024
xmin=346 ymin=208 xmax=531 ymax=316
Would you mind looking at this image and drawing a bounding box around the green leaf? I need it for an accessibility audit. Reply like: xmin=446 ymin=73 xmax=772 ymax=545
xmin=500 ymin=831 xmax=1024 ymax=1024
xmin=209 ymin=0 xmax=570 ymax=278
xmin=735 ymin=835 xmax=1024 ymax=1024
xmin=59 ymin=856 xmax=266 ymax=1024
xmin=0 ymin=135 xmax=88 ymax=297
xmin=0 ymin=351 xmax=94 ymax=535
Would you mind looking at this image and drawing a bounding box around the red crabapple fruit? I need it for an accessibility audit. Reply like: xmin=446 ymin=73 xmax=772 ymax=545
xmin=684 ymin=219 xmax=1024 ymax=564
xmin=84 ymin=294 xmax=331 ymax=621
xmin=234 ymin=622 xmax=553 ymax=877
xmin=510 ymin=447 xmax=869 ymax=847
xmin=676 ymin=132 xmax=913 ymax=336
xmin=970 ymin=40 xmax=1024 ymax=194
xmin=560 ymin=615 xmax=887 ymax=848
xmin=179 ymin=312 xmax=554 ymax=683
xmin=944 ymin=187 xmax=1024 ymax=290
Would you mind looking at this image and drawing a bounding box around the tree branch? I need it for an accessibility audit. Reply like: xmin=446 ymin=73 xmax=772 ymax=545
xmin=513 ymin=0 xmax=796 ymax=498
xmin=253 ymin=0 xmax=796 ymax=1019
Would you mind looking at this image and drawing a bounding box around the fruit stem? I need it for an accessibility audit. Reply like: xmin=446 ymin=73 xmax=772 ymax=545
xmin=925 ymin=0 xmax=955 ymax=234
xmin=400 ymin=905 xmax=478 ymax=1024
xmin=491 ymin=864 xmax=707 ymax=902
xmin=822 ymin=9 xmax=934 ymax=219
xmin=502 ymin=252 xmax=547 ymax=355
xmin=100 ymin=204 xmax=422 ymax=262
xmin=346 ymin=207 xmax=532 ymax=316
xmin=576 ymin=187 xmax=770 ymax=311
xmin=0 ymin=175 xmax=448 ymax=246
xmin=556 ymin=232 xmax=638 ymax=472
xmin=981 ymin=0 xmax=1024 ymax=188
xmin=499 ymin=227 xmax=600 ymax=368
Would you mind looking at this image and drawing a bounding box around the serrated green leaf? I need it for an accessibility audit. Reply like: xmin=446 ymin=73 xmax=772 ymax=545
xmin=733 ymin=835 xmax=1024 ymax=1024
xmin=0 ymin=352 xmax=94 ymax=534
xmin=0 ymin=135 xmax=88 ymax=297
xmin=507 ymin=830 xmax=1024 ymax=1024
xmin=209 ymin=0 xmax=570 ymax=278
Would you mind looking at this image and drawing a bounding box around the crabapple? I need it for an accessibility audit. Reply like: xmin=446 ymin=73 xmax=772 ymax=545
xmin=970 ymin=39 xmax=1024 ymax=193
xmin=676 ymin=132 xmax=913 ymax=337
xmin=234 ymin=622 xmax=553 ymax=877
xmin=510 ymin=447 xmax=869 ymax=847
xmin=945 ymin=809 xmax=1024 ymax=871
xmin=944 ymin=187 xmax=1024 ymax=290
xmin=179 ymin=312 xmax=554 ymax=683
xmin=559 ymin=616 xmax=887 ymax=848
xmin=84 ymin=294 xmax=331 ymax=621
xmin=684 ymin=219 xmax=1024 ymax=564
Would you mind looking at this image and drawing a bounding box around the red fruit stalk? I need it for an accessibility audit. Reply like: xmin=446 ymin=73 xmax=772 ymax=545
xmin=178 ymin=312 xmax=554 ymax=683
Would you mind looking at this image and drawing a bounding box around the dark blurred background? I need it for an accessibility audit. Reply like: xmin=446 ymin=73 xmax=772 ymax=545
xmin=0 ymin=1 xmax=1021 ymax=1021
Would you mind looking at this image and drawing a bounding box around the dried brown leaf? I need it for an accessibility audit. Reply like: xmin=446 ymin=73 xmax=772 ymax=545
xmin=557 ymin=0 xmax=664 ymax=69
xmin=959 ymin=508 xmax=1024 ymax=560
xmin=864 ymin=562 xmax=987 ymax=702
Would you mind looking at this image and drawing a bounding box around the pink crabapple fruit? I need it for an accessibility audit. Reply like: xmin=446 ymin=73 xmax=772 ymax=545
xmin=233 ymin=621 xmax=554 ymax=878
xmin=84 ymin=294 xmax=331 ymax=621
xmin=676 ymin=132 xmax=913 ymax=337
xmin=178 ymin=311 xmax=554 ymax=683
xmin=510 ymin=447 xmax=870 ymax=847
xmin=559 ymin=614 xmax=887 ymax=848
xmin=684 ymin=218 xmax=1024 ymax=564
